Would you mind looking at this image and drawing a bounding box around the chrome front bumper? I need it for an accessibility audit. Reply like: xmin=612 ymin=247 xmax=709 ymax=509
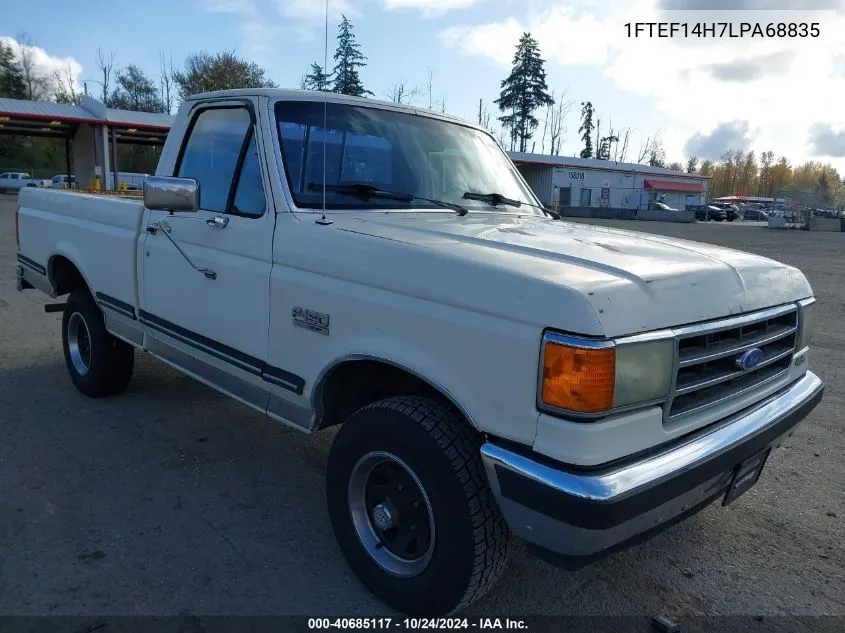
xmin=481 ymin=371 xmax=824 ymax=568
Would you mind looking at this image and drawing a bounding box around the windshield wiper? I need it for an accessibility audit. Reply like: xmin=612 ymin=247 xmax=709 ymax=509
xmin=308 ymin=182 xmax=469 ymax=216
xmin=462 ymin=191 xmax=560 ymax=220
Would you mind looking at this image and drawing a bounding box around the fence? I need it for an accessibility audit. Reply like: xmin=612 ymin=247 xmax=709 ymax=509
xmin=771 ymin=187 xmax=845 ymax=214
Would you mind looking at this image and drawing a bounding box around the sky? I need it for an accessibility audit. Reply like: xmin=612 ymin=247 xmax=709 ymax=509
xmin=4 ymin=0 xmax=845 ymax=172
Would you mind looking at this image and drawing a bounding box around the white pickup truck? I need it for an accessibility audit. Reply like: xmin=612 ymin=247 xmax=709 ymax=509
xmin=15 ymin=89 xmax=823 ymax=615
xmin=0 ymin=171 xmax=50 ymax=193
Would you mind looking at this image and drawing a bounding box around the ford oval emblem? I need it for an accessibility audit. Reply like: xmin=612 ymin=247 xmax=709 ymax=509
xmin=736 ymin=348 xmax=764 ymax=371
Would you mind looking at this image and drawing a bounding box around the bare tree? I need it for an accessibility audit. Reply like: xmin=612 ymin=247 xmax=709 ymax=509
xmin=647 ymin=131 xmax=667 ymax=167
xmin=159 ymin=51 xmax=175 ymax=114
xmin=476 ymin=99 xmax=493 ymax=131
xmin=540 ymin=114 xmax=549 ymax=154
xmin=97 ymin=47 xmax=116 ymax=103
xmin=52 ymin=63 xmax=82 ymax=104
xmin=492 ymin=126 xmax=508 ymax=148
xmin=637 ymin=131 xmax=665 ymax=164
xmin=545 ymin=89 xmax=574 ymax=156
xmin=387 ymin=80 xmax=420 ymax=105
xmin=594 ymin=116 xmax=601 ymax=160
xmin=613 ymin=128 xmax=631 ymax=163
xmin=15 ymin=32 xmax=48 ymax=100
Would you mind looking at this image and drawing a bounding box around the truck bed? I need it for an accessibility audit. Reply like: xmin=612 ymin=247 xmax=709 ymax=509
xmin=16 ymin=187 xmax=145 ymax=314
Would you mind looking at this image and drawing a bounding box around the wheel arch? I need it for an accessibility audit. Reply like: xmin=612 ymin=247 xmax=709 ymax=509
xmin=47 ymin=251 xmax=93 ymax=298
xmin=311 ymin=354 xmax=479 ymax=432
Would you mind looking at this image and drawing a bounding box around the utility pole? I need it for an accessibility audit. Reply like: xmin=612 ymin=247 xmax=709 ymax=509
xmin=478 ymin=99 xmax=482 ymax=125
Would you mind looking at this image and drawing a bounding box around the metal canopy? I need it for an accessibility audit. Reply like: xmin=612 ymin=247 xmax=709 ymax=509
xmin=0 ymin=113 xmax=80 ymax=140
xmin=0 ymin=97 xmax=173 ymax=147
xmin=108 ymin=124 xmax=169 ymax=147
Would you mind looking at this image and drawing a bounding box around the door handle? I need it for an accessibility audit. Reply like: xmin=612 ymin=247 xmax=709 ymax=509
xmin=206 ymin=216 xmax=229 ymax=228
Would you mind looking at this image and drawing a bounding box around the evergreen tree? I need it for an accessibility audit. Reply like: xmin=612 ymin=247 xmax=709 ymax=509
xmin=332 ymin=16 xmax=371 ymax=97
xmin=579 ymin=101 xmax=594 ymax=158
xmin=302 ymin=62 xmax=333 ymax=91
xmin=686 ymin=156 xmax=698 ymax=174
xmin=494 ymin=33 xmax=554 ymax=153
xmin=0 ymin=41 xmax=26 ymax=99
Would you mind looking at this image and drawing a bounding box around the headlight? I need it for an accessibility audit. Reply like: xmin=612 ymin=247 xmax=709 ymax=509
xmin=797 ymin=300 xmax=816 ymax=349
xmin=540 ymin=333 xmax=674 ymax=415
xmin=614 ymin=338 xmax=675 ymax=408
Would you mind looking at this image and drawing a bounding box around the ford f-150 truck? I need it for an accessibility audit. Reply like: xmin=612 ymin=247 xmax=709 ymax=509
xmin=15 ymin=89 xmax=823 ymax=616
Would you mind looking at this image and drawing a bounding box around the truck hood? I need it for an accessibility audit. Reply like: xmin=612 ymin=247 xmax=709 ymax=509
xmin=329 ymin=212 xmax=812 ymax=337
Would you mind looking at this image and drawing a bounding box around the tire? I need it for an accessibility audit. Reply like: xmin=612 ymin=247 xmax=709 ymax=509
xmin=62 ymin=288 xmax=134 ymax=397
xmin=326 ymin=396 xmax=510 ymax=616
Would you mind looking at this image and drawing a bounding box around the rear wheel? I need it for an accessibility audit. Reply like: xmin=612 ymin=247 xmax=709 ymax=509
xmin=62 ymin=288 xmax=134 ymax=397
xmin=326 ymin=396 xmax=510 ymax=615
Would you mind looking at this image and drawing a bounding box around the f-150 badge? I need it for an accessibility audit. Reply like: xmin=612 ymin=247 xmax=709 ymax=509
xmin=292 ymin=306 xmax=330 ymax=335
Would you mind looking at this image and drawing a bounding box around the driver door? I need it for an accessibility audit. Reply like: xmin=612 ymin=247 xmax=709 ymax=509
xmin=140 ymin=101 xmax=275 ymax=410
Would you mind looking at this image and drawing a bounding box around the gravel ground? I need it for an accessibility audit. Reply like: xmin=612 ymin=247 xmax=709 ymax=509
xmin=0 ymin=195 xmax=842 ymax=618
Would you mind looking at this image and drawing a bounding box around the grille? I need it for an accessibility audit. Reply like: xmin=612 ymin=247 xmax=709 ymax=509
xmin=667 ymin=306 xmax=798 ymax=420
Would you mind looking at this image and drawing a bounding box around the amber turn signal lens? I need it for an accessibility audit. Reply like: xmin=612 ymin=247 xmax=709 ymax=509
xmin=541 ymin=342 xmax=615 ymax=413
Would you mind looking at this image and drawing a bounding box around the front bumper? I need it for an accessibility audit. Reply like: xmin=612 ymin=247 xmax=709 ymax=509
xmin=481 ymin=371 xmax=824 ymax=569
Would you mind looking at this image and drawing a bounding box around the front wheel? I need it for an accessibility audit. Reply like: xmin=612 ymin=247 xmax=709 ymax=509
xmin=62 ymin=288 xmax=135 ymax=397
xmin=326 ymin=396 xmax=510 ymax=615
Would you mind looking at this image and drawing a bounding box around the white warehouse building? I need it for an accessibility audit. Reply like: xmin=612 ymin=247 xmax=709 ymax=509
xmin=508 ymin=152 xmax=710 ymax=211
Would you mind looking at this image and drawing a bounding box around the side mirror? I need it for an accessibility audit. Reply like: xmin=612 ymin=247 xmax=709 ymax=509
xmin=143 ymin=175 xmax=200 ymax=212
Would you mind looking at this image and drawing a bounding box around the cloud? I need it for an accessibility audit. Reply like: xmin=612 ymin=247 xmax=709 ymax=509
xmin=807 ymin=123 xmax=845 ymax=157
xmin=701 ymin=51 xmax=793 ymax=82
xmin=658 ymin=0 xmax=842 ymax=8
xmin=382 ymin=0 xmax=482 ymax=17
xmin=205 ymin=0 xmax=259 ymax=13
xmin=440 ymin=0 xmax=845 ymax=166
xmin=0 ymin=35 xmax=83 ymax=93
xmin=684 ymin=121 xmax=756 ymax=160
xmin=440 ymin=5 xmax=611 ymax=67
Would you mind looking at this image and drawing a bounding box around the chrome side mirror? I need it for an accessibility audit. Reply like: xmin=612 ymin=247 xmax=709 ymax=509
xmin=144 ymin=176 xmax=200 ymax=212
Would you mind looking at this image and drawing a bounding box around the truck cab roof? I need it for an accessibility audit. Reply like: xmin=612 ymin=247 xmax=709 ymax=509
xmin=182 ymin=88 xmax=482 ymax=131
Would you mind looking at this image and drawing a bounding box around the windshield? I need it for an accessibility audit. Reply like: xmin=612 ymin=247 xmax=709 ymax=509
xmin=274 ymin=100 xmax=542 ymax=214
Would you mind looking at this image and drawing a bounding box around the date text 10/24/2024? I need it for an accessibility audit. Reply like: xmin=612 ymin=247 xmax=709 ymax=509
xmin=308 ymin=619 xmax=528 ymax=630
xmin=624 ymin=22 xmax=820 ymax=38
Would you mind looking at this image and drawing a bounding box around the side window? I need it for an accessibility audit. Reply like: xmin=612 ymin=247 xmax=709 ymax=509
xmin=231 ymin=131 xmax=265 ymax=218
xmin=176 ymin=107 xmax=266 ymax=217
xmin=0 ymin=174 xmax=7 ymax=180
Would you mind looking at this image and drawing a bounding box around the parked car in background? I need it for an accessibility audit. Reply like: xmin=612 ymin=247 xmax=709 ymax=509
xmin=743 ymin=208 xmax=769 ymax=221
xmin=690 ymin=204 xmax=726 ymax=221
xmin=711 ymin=202 xmax=739 ymax=222
xmin=649 ymin=201 xmax=678 ymax=211
xmin=0 ymin=172 xmax=50 ymax=193
xmin=50 ymin=175 xmax=78 ymax=189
